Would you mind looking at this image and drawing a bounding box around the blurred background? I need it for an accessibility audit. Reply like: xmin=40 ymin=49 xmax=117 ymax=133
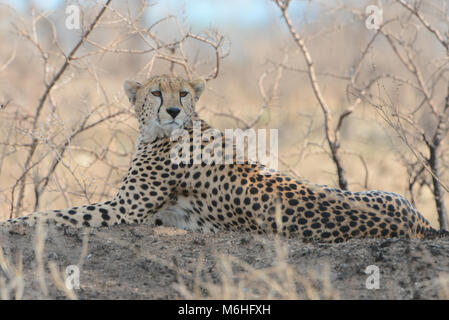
xmin=0 ymin=0 xmax=448 ymax=229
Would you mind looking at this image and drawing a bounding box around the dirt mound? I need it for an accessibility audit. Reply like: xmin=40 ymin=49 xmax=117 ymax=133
xmin=0 ymin=223 xmax=448 ymax=299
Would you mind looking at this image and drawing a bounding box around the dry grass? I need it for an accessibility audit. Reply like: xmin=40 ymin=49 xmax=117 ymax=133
xmin=0 ymin=246 xmax=24 ymax=299
xmin=173 ymin=240 xmax=339 ymax=300
xmin=2 ymin=223 xmax=449 ymax=300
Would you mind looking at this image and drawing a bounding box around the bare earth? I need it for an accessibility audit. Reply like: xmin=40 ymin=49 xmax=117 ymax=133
xmin=0 ymin=222 xmax=448 ymax=300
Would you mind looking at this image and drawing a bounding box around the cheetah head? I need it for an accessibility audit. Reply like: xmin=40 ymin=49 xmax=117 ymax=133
xmin=124 ymin=74 xmax=205 ymax=143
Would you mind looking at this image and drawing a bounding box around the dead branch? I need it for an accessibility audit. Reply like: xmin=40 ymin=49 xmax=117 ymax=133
xmin=274 ymin=0 xmax=348 ymax=190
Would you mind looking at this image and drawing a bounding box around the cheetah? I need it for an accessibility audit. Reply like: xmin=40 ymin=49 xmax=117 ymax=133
xmin=1 ymin=74 xmax=447 ymax=242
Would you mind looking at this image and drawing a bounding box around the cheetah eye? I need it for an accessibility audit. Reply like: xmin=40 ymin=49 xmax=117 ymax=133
xmin=180 ymin=91 xmax=188 ymax=98
xmin=151 ymin=90 xmax=161 ymax=97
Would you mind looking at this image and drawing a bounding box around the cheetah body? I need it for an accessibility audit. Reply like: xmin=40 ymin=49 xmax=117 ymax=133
xmin=1 ymin=75 xmax=438 ymax=242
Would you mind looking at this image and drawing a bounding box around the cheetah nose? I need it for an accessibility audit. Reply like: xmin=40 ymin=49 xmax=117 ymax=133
xmin=166 ymin=107 xmax=181 ymax=119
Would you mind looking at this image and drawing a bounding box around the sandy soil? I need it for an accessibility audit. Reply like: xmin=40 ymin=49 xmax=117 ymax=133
xmin=0 ymin=222 xmax=448 ymax=300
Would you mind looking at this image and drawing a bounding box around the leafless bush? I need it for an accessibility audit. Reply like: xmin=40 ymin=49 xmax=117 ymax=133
xmin=0 ymin=0 xmax=228 ymax=220
xmin=271 ymin=0 xmax=448 ymax=231
xmin=342 ymin=0 xmax=449 ymax=230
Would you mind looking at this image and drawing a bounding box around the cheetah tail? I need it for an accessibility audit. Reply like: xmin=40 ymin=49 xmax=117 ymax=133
xmin=423 ymin=226 xmax=449 ymax=239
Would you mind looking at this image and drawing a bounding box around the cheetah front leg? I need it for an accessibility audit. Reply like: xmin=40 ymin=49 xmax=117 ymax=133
xmin=0 ymin=191 xmax=169 ymax=229
xmin=1 ymin=142 xmax=182 ymax=229
xmin=1 ymin=174 xmax=174 ymax=229
xmin=1 ymin=200 xmax=123 ymax=228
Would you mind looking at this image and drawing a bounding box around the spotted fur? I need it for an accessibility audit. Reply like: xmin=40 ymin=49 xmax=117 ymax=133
xmin=1 ymin=74 xmax=446 ymax=242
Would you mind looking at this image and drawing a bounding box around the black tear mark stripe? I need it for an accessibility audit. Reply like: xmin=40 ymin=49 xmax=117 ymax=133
xmin=179 ymin=90 xmax=188 ymax=107
xmin=156 ymin=90 xmax=164 ymax=122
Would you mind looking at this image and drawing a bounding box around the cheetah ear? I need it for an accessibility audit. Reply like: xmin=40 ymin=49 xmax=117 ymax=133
xmin=123 ymin=80 xmax=142 ymax=104
xmin=190 ymin=78 xmax=205 ymax=101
